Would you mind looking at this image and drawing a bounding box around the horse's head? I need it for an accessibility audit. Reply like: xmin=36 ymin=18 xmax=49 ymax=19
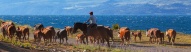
xmin=34 ymin=23 xmax=44 ymax=31
xmin=65 ymin=26 xmax=73 ymax=36
xmin=146 ymin=29 xmax=149 ymax=37
xmin=165 ymin=30 xmax=168 ymax=36
xmin=73 ymin=22 xmax=87 ymax=33
xmin=131 ymin=32 xmax=134 ymax=35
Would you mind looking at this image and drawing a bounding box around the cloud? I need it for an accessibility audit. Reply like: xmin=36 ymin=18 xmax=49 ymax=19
xmin=113 ymin=0 xmax=191 ymax=6
xmin=63 ymin=5 xmax=84 ymax=10
xmin=63 ymin=0 xmax=108 ymax=10
xmin=63 ymin=4 xmax=100 ymax=10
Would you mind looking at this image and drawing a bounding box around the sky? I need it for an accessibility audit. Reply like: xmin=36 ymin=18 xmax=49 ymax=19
xmin=0 ymin=0 xmax=190 ymax=15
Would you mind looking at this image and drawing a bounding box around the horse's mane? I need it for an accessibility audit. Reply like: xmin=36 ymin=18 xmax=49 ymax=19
xmin=74 ymin=22 xmax=83 ymax=24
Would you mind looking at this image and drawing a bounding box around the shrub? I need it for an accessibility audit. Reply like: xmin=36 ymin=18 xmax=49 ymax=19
xmin=112 ymin=24 xmax=120 ymax=30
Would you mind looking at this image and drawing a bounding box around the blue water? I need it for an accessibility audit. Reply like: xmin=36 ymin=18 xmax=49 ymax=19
xmin=0 ymin=15 xmax=191 ymax=34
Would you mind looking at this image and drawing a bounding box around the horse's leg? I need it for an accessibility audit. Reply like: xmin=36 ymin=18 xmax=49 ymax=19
xmin=134 ymin=36 xmax=137 ymax=42
xmin=105 ymin=37 xmax=110 ymax=47
xmin=171 ymin=37 xmax=173 ymax=46
xmin=62 ymin=37 xmax=64 ymax=44
xmin=149 ymin=37 xmax=152 ymax=43
xmin=168 ymin=36 xmax=171 ymax=43
xmin=3 ymin=32 xmax=5 ymax=39
xmin=82 ymin=37 xmax=86 ymax=44
xmin=24 ymin=34 xmax=27 ymax=42
xmin=111 ymin=37 xmax=114 ymax=45
xmin=86 ymin=35 xmax=88 ymax=44
xmin=66 ymin=36 xmax=68 ymax=44
xmin=27 ymin=32 xmax=29 ymax=41
xmin=139 ymin=36 xmax=142 ymax=42
xmin=160 ymin=37 xmax=162 ymax=44
xmin=34 ymin=35 xmax=36 ymax=42
xmin=120 ymin=38 xmax=124 ymax=45
xmin=59 ymin=38 xmax=61 ymax=44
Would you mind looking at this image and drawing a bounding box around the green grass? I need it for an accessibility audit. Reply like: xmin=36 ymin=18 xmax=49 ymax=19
xmin=0 ymin=35 xmax=33 ymax=49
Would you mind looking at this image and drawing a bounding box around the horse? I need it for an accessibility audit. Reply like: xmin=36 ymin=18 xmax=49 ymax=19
xmin=118 ymin=27 xmax=130 ymax=45
xmin=146 ymin=28 xmax=163 ymax=44
xmin=73 ymin=22 xmax=110 ymax=47
xmin=33 ymin=29 xmax=43 ymax=42
xmin=131 ymin=30 xmax=142 ymax=42
xmin=76 ymin=33 xmax=86 ymax=44
xmin=72 ymin=22 xmax=88 ymax=44
xmin=160 ymin=32 xmax=164 ymax=44
xmin=34 ymin=24 xmax=55 ymax=44
xmin=40 ymin=27 xmax=52 ymax=43
xmin=65 ymin=26 xmax=73 ymax=36
xmin=15 ymin=26 xmax=30 ymax=41
xmin=56 ymin=29 xmax=68 ymax=44
xmin=33 ymin=23 xmax=44 ymax=31
xmin=166 ymin=29 xmax=176 ymax=46
xmin=104 ymin=26 xmax=114 ymax=44
xmin=45 ymin=26 xmax=56 ymax=42
xmin=0 ymin=21 xmax=15 ymax=39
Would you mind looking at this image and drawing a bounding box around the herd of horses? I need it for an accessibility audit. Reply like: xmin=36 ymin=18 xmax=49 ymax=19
xmin=0 ymin=21 xmax=177 ymax=47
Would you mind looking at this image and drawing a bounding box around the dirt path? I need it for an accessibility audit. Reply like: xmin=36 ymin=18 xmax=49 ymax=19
xmin=66 ymin=38 xmax=191 ymax=52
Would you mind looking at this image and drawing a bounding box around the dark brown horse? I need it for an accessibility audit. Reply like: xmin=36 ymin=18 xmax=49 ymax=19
xmin=45 ymin=26 xmax=56 ymax=42
xmin=104 ymin=26 xmax=114 ymax=44
xmin=15 ymin=26 xmax=30 ymax=41
xmin=56 ymin=29 xmax=68 ymax=44
xmin=73 ymin=22 xmax=88 ymax=44
xmin=7 ymin=25 xmax=16 ymax=41
xmin=160 ymin=32 xmax=164 ymax=44
xmin=33 ymin=23 xmax=44 ymax=31
xmin=73 ymin=22 xmax=110 ymax=47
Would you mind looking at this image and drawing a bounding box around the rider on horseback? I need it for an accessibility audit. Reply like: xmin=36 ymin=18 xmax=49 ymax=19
xmin=85 ymin=11 xmax=97 ymax=35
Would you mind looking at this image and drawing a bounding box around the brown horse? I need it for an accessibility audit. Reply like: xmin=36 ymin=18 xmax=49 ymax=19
xmin=33 ymin=29 xmax=43 ymax=42
xmin=146 ymin=28 xmax=163 ymax=44
xmin=76 ymin=33 xmax=85 ymax=44
xmin=45 ymin=26 xmax=56 ymax=42
xmin=104 ymin=26 xmax=114 ymax=44
xmin=118 ymin=27 xmax=130 ymax=45
xmin=160 ymin=32 xmax=164 ymax=44
xmin=166 ymin=29 xmax=176 ymax=45
xmin=41 ymin=28 xmax=52 ymax=43
xmin=73 ymin=22 xmax=88 ymax=44
xmin=65 ymin=26 xmax=73 ymax=36
xmin=0 ymin=21 xmax=15 ymax=39
xmin=73 ymin=22 xmax=110 ymax=47
xmin=56 ymin=29 xmax=68 ymax=44
xmin=15 ymin=26 xmax=30 ymax=41
xmin=34 ymin=24 xmax=55 ymax=43
xmin=131 ymin=31 xmax=142 ymax=42
xmin=96 ymin=25 xmax=109 ymax=47
xmin=7 ymin=25 xmax=16 ymax=41
xmin=33 ymin=23 xmax=44 ymax=30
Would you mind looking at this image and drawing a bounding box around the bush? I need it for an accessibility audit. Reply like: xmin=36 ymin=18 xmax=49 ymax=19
xmin=112 ymin=24 xmax=120 ymax=30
